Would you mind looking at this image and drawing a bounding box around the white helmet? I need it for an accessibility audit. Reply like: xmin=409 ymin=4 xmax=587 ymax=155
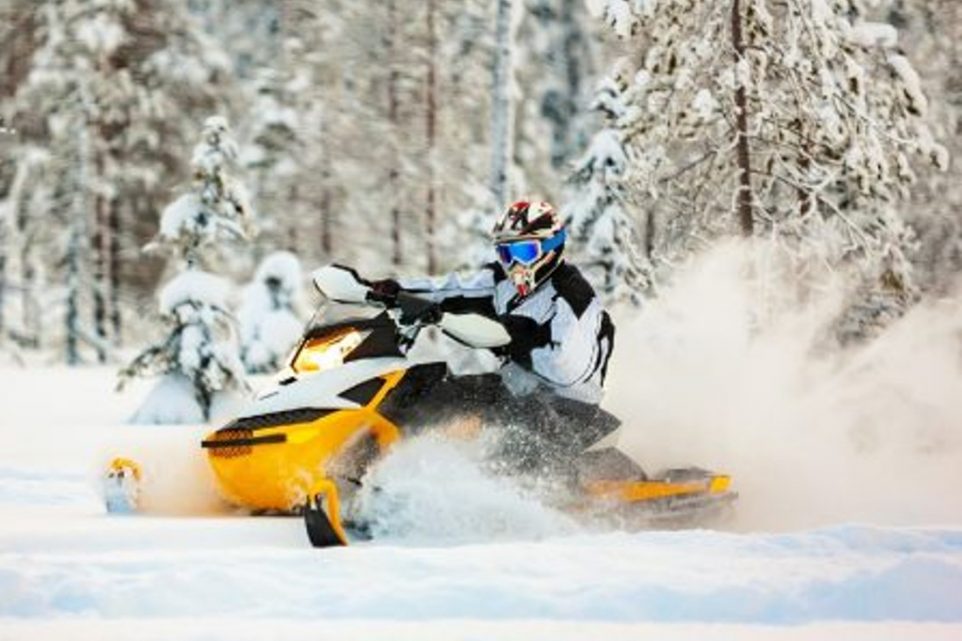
xmin=492 ymin=200 xmax=566 ymax=297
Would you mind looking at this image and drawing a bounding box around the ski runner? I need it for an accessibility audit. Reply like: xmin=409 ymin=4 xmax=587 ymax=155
xmin=370 ymin=200 xmax=617 ymax=469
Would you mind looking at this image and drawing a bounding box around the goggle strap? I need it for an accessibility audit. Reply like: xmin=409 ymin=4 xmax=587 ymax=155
xmin=540 ymin=229 xmax=566 ymax=253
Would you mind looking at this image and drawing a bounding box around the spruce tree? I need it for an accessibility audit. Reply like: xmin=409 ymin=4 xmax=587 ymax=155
xmin=584 ymin=0 xmax=947 ymax=322
xmin=237 ymin=251 xmax=304 ymax=374
xmin=565 ymin=77 xmax=652 ymax=303
xmin=119 ymin=117 xmax=252 ymax=424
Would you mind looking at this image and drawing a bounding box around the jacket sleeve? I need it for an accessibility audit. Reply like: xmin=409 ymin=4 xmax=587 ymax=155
xmin=397 ymin=263 xmax=501 ymax=318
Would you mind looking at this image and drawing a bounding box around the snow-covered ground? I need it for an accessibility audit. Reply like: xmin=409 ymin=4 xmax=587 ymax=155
xmin=1 ymin=367 xmax=960 ymax=640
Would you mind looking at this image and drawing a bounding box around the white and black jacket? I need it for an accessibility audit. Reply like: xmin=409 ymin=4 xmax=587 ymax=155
xmin=399 ymin=262 xmax=615 ymax=405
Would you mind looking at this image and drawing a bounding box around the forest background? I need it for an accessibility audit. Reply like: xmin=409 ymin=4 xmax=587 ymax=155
xmin=1 ymin=0 xmax=959 ymax=411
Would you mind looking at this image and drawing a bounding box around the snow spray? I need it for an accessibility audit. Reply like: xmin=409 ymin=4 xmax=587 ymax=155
xmin=94 ymin=425 xmax=229 ymax=515
xmin=605 ymin=241 xmax=962 ymax=531
xmin=353 ymin=433 xmax=579 ymax=544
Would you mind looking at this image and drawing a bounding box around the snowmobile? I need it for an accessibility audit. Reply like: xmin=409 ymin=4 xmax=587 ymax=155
xmin=106 ymin=265 xmax=735 ymax=547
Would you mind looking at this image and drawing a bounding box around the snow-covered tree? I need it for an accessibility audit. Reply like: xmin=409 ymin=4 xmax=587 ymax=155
xmin=565 ymin=117 xmax=652 ymax=303
xmin=0 ymin=143 xmax=50 ymax=355
xmin=585 ymin=0 xmax=948 ymax=323
xmin=148 ymin=117 xmax=255 ymax=268
xmin=238 ymin=251 xmax=305 ymax=373
xmin=881 ymin=0 xmax=962 ymax=295
xmin=119 ymin=116 xmax=251 ymax=423
xmin=4 ymin=0 xmax=232 ymax=362
xmin=515 ymin=0 xmax=603 ymax=198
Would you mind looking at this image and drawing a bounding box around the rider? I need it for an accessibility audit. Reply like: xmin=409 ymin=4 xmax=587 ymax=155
xmin=371 ymin=200 xmax=617 ymax=463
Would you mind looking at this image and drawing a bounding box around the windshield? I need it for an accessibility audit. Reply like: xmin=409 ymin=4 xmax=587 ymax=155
xmin=306 ymin=299 xmax=384 ymax=334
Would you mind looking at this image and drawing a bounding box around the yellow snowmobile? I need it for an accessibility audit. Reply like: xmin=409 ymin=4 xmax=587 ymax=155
xmin=108 ymin=265 xmax=735 ymax=546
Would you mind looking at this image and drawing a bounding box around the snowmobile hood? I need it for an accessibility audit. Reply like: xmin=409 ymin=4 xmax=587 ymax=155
xmin=237 ymin=357 xmax=413 ymax=419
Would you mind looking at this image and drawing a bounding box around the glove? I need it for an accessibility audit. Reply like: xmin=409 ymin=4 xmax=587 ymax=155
xmin=398 ymin=296 xmax=442 ymax=326
xmin=497 ymin=315 xmax=552 ymax=369
xmin=368 ymin=278 xmax=401 ymax=305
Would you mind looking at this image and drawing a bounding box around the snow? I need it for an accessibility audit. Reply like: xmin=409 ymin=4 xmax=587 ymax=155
xmin=127 ymin=373 xmax=204 ymax=425
xmin=607 ymin=4 xmax=635 ymax=39
xmin=238 ymin=306 xmax=302 ymax=371
xmin=254 ymin=250 xmax=302 ymax=289
xmin=191 ymin=116 xmax=238 ymax=176
xmin=0 ymin=364 xmax=959 ymax=639
xmin=125 ymin=267 xmax=246 ymax=425
xmin=691 ymin=88 xmax=718 ymax=121
xmin=2 ymin=516 xmax=961 ymax=622
xmin=809 ymin=0 xmax=834 ymax=28
xmin=849 ymin=22 xmax=899 ymax=49
xmin=157 ymin=193 xmax=206 ymax=241
xmin=586 ymin=0 xmax=658 ymax=33
xmin=888 ymin=54 xmax=928 ymax=117
xmin=158 ymin=270 xmax=230 ymax=315
xmin=237 ymin=252 xmax=305 ymax=373
xmin=74 ymin=14 xmax=127 ymax=56
xmin=354 ymin=436 xmax=579 ymax=542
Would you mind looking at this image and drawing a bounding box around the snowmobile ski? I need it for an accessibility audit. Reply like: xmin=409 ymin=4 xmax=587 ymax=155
xmin=304 ymin=480 xmax=348 ymax=547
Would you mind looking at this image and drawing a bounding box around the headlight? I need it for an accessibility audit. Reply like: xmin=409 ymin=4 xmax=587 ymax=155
xmin=291 ymin=329 xmax=370 ymax=374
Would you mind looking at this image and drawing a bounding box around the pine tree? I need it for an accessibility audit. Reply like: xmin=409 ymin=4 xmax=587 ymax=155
xmin=238 ymin=251 xmax=304 ymax=373
xmin=4 ymin=0 xmax=232 ymax=362
xmin=516 ymin=0 xmax=602 ymax=198
xmin=565 ymin=77 xmax=652 ymax=303
xmin=585 ymin=0 xmax=947 ymax=320
xmin=883 ymin=0 xmax=962 ymax=295
xmin=119 ymin=117 xmax=251 ymax=424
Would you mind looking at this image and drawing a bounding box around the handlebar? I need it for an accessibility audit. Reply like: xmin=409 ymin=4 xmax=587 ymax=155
xmin=366 ymin=289 xmax=442 ymax=327
xmin=313 ymin=264 xmax=510 ymax=348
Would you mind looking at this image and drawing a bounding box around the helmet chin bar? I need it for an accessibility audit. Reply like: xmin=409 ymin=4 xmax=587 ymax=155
xmin=509 ymin=264 xmax=536 ymax=297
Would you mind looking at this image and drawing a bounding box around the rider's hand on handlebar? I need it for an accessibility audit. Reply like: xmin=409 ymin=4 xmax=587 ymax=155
xmin=496 ymin=314 xmax=542 ymax=362
xmin=368 ymin=278 xmax=401 ymax=305
xmin=398 ymin=297 xmax=442 ymax=326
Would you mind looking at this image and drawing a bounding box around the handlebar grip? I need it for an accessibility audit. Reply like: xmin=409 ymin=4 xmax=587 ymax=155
xmin=395 ymin=292 xmax=442 ymax=325
xmin=365 ymin=290 xmax=398 ymax=307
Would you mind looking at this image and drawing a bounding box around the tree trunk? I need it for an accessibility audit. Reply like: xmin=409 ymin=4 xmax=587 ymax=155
xmin=425 ymin=0 xmax=438 ymax=275
xmin=550 ymin=0 xmax=586 ymax=168
xmin=489 ymin=0 xmax=514 ymax=208
xmin=318 ymin=113 xmax=333 ymax=257
xmin=109 ymin=197 xmax=122 ymax=346
xmin=92 ymin=154 xmax=108 ymax=363
xmin=798 ymin=148 xmax=813 ymax=219
xmin=320 ymin=174 xmax=332 ymax=257
xmin=731 ymin=0 xmax=754 ymax=237
xmin=0 ymin=236 xmax=6 ymax=343
xmin=67 ymin=90 xmax=92 ymax=366
xmin=10 ymin=159 xmax=40 ymax=349
xmin=386 ymin=0 xmax=402 ymax=268
xmin=91 ymin=50 xmax=110 ymax=361
xmin=22 ymin=256 xmax=38 ymax=349
xmin=644 ymin=207 xmax=656 ymax=259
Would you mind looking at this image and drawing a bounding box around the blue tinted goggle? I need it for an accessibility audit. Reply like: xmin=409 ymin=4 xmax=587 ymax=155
xmin=496 ymin=229 xmax=566 ymax=267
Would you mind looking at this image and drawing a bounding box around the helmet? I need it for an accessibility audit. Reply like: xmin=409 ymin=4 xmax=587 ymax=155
xmin=492 ymin=200 xmax=566 ymax=297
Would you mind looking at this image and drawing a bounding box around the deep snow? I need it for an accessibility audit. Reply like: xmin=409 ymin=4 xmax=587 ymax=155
xmin=0 ymin=366 xmax=960 ymax=640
